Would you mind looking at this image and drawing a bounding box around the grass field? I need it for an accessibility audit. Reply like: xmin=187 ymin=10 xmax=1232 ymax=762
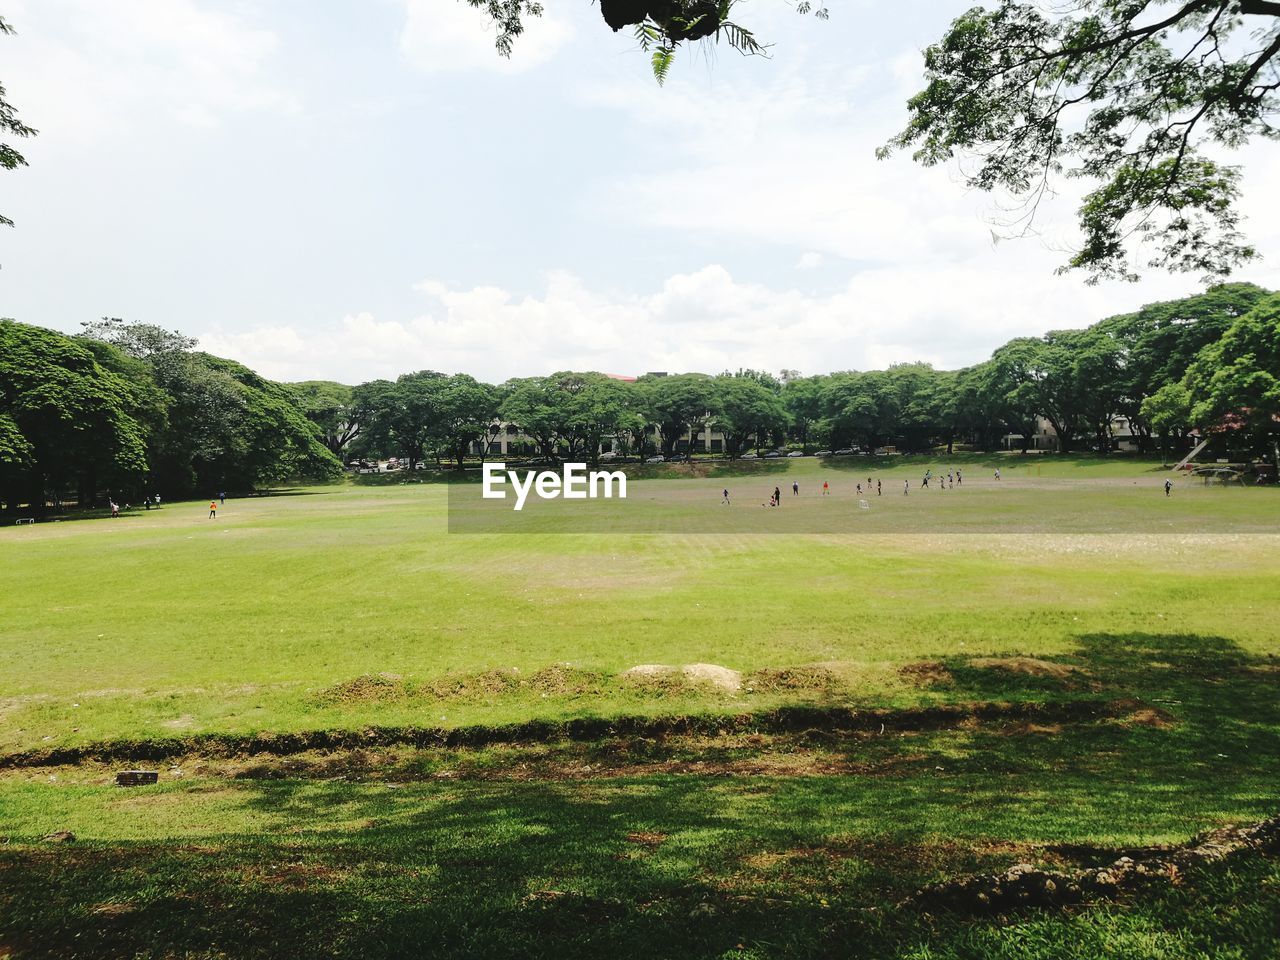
xmin=2 ymin=454 xmax=1278 ymax=958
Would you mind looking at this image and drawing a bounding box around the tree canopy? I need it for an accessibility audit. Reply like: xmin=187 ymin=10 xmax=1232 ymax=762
xmin=880 ymin=1 xmax=1280 ymax=283
xmin=0 ymin=16 xmax=36 ymax=230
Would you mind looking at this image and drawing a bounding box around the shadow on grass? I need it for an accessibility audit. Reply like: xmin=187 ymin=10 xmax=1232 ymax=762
xmin=1 ymin=633 xmax=1277 ymax=959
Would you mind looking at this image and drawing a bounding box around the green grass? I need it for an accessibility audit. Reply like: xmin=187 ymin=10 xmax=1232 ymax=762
xmin=1 ymin=456 xmax=1276 ymax=752
xmin=1 ymin=455 xmax=1278 ymax=957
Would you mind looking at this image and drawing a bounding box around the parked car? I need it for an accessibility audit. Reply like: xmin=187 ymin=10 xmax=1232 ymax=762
xmin=741 ymin=453 xmax=758 ymax=460
xmin=644 ymin=455 xmax=665 ymax=463
xmin=834 ymin=448 xmax=854 ymax=456
xmin=786 ymin=451 xmax=806 ymax=458
xmin=667 ymin=453 xmax=689 ymax=463
xmin=764 ymin=451 xmax=783 ymax=459
xmin=814 ymin=450 xmax=832 ymax=457
xmin=598 ymin=450 xmax=621 ymax=461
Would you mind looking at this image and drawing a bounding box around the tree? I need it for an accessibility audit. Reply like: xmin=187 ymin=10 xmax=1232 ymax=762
xmin=438 ymin=374 xmax=500 ymax=468
xmin=0 ymin=16 xmax=36 ymax=231
xmin=1186 ymin=292 xmax=1280 ymax=456
xmin=782 ymin=375 xmax=826 ymax=452
xmin=291 ymin=381 xmax=363 ymax=460
xmin=881 ymin=1 xmax=1280 ymax=283
xmin=499 ymin=376 xmax=567 ymax=460
xmin=0 ymin=320 xmax=149 ymax=512
xmin=1141 ymin=382 xmax=1193 ymax=464
xmin=1095 ymin=282 xmax=1270 ymax=448
xmin=641 ymin=373 xmax=715 ymax=456
xmin=713 ymin=374 xmax=788 ymax=456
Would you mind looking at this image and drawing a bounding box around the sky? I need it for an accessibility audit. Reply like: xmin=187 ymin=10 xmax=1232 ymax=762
xmin=1 ymin=0 xmax=1278 ymax=384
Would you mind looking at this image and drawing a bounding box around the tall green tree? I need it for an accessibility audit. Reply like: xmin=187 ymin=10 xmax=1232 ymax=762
xmin=641 ymin=373 xmax=715 ymax=456
xmin=291 ymin=381 xmax=362 ymax=460
xmin=0 ymin=320 xmax=149 ymax=511
xmin=1186 ymin=292 xmax=1280 ymax=455
xmin=713 ymin=375 xmax=788 ymax=456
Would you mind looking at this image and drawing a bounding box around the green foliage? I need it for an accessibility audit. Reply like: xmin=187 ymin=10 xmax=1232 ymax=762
xmin=1186 ymin=292 xmax=1280 ymax=444
xmin=0 ymin=16 xmax=37 ymax=230
xmin=0 ymin=320 xmax=151 ymax=510
xmin=882 ymin=1 xmax=1280 ymax=282
xmin=640 ymin=372 xmax=716 ymax=455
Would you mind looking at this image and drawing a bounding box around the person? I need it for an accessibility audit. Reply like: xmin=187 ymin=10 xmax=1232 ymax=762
xmin=1164 ymin=478 xmax=1172 ymax=497
xmin=922 ymin=469 xmax=931 ymax=489
xmin=857 ymin=482 xmax=862 ymax=496
xmin=144 ymin=497 xmax=150 ymax=511
xmin=876 ymin=479 xmax=882 ymax=496
xmin=948 ymin=470 xmax=953 ymax=486
xmin=219 ymin=490 xmax=226 ymax=504
xmin=903 ymin=479 xmax=909 ymax=495
xmin=155 ymin=494 xmax=161 ymax=507
xmin=792 ymin=480 xmax=799 ymax=496
xmin=956 ymin=468 xmax=962 ymax=485
xmin=209 ymin=500 xmax=217 ymax=519
xmin=994 ymin=467 xmax=1001 ymax=481
xmin=774 ymin=486 xmax=781 ymax=505
xmin=722 ymin=488 xmax=731 ymax=505
xmin=822 ymin=480 xmax=829 ymax=496
xmin=109 ymin=500 xmax=119 ymax=518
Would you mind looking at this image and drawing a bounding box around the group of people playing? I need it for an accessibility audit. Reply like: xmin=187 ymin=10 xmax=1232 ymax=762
xmin=108 ymin=493 xmax=163 ymax=517
xmin=720 ymin=466 xmax=1008 ymax=506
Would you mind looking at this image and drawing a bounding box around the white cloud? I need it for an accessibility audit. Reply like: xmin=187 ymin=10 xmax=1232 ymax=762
xmin=796 ymin=252 xmax=824 ymax=270
xmin=196 ymin=261 xmax=1248 ymax=385
xmin=399 ymin=0 xmax=572 ymax=73
xmin=5 ymin=0 xmax=295 ymax=140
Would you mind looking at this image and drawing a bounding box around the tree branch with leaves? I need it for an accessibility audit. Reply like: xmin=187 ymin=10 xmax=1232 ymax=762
xmin=879 ymin=1 xmax=1280 ymax=283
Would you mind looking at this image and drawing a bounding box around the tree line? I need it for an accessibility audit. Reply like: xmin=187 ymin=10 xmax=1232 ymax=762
xmin=313 ymin=283 xmax=1280 ymax=468
xmin=2 ymin=283 xmax=1278 ymax=511
xmin=0 ymin=318 xmax=341 ymax=512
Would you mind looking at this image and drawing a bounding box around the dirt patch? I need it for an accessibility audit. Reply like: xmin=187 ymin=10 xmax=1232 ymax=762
xmin=626 ymin=831 xmax=667 ymax=847
xmin=911 ymin=813 xmax=1280 ymax=915
xmin=747 ymin=665 xmax=842 ymax=693
xmin=899 ymin=661 xmax=954 ymax=688
xmin=1118 ymin=706 xmax=1178 ymax=729
xmin=312 ymin=674 xmax=409 ymax=706
xmin=968 ymin=657 xmax=1088 ymax=682
xmin=161 ymin=715 xmax=197 ymax=730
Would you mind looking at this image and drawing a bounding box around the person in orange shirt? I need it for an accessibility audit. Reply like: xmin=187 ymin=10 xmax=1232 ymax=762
xmin=209 ymin=500 xmax=217 ymax=519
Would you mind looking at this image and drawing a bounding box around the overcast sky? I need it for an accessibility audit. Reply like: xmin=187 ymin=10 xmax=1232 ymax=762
xmin=2 ymin=0 xmax=1278 ymax=384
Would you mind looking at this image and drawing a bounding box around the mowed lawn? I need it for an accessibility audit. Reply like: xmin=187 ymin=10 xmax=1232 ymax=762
xmin=1 ymin=454 xmax=1278 ymax=751
xmin=2 ymin=455 xmax=1280 ymax=959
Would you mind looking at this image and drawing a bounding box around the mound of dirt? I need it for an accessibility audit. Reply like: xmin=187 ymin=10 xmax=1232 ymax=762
xmin=621 ymin=664 xmax=675 ymax=680
xmin=620 ymin=663 xmax=742 ymax=693
xmin=682 ymin=663 xmax=742 ymax=692
xmin=420 ymin=669 xmax=521 ymax=700
xmin=899 ymin=661 xmax=954 ymax=687
xmin=747 ymin=665 xmax=842 ymax=692
xmin=968 ymin=657 xmax=1088 ymax=681
xmin=527 ymin=665 xmax=607 ymax=696
xmin=313 ymin=674 xmax=409 ymax=705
